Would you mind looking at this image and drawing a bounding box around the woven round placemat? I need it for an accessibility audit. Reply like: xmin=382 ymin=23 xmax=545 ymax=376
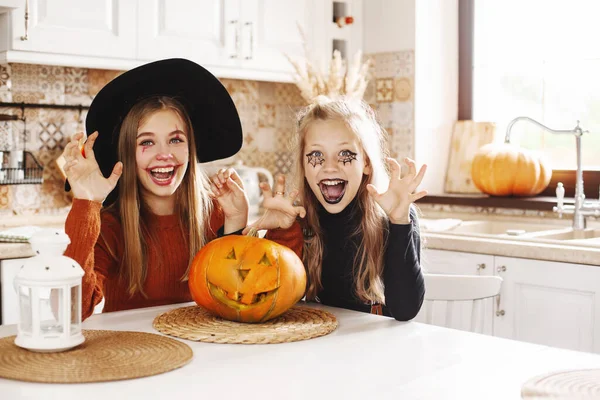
xmin=0 ymin=330 xmax=192 ymax=383
xmin=153 ymin=305 xmax=338 ymax=344
xmin=521 ymin=369 xmax=600 ymax=399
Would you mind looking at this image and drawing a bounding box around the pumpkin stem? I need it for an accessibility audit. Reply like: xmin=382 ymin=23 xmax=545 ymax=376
xmin=245 ymin=208 xmax=273 ymax=238
xmin=246 ymin=227 xmax=259 ymax=237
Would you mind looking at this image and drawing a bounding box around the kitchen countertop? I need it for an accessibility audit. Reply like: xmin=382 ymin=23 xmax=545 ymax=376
xmin=423 ymin=232 xmax=600 ymax=265
xmin=1 ymin=302 xmax=600 ymax=399
xmin=1 ymin=212 xmax=599 ymax=265
xmin=0 ymin=213 xmax=68 ymax=260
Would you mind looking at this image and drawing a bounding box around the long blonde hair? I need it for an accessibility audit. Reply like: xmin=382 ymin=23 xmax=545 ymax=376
xmin=293 ymin=96 xmax=391 ymax=304
xmin=103 ymin=96 xmax=213 ymax=297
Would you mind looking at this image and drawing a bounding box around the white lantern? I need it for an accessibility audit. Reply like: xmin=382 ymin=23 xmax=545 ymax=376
xmin=14 ymin=228 xmax=85 ymax=352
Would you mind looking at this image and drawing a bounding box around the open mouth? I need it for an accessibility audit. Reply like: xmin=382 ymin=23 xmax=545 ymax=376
xmin=147 ymin=166 xmax=177 ymax=185
xmin=319 ymin=179 xmax=347 ymax=204
xmin=208 ymin=282 xmax=278 ymax=310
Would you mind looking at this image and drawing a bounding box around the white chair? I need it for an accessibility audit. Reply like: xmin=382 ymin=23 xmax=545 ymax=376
xmin=414 ymin=274 xmax=503 ymax=334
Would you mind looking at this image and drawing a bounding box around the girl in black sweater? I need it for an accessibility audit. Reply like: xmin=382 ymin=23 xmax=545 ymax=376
xmin=247 ymin=96 xmax=427 ymax=320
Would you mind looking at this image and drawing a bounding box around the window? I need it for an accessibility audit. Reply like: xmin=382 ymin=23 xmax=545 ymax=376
xmin=461 ymin=0 xmax=600 ymax=196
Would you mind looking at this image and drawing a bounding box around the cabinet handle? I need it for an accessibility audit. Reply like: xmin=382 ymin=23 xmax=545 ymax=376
xmin=20 ymin=0 xmax=29 ymax=41
xmin=244 ymin=21 xmax=254 ymax=60
xmin=497 ymin=265 xmax=507 ymax=273
xmin=495 ymin=293 xmax=504 ymax=317
xmin=476 ymin=263 xmax=486 ymax=271
xmin=229 ymin=20 xmax=240 ymax=58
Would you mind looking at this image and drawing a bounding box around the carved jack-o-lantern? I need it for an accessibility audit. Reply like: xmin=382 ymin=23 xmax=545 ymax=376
xmin=188 ymin=235 xmax=306 ymax=323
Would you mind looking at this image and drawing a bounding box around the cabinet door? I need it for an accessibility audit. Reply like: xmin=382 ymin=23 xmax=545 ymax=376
xmin=418 ymin=249 xmax=495 ymax=335
xmin=10 ymin=0 xmax=137 ymax=59
xmin=422 ymin=249 xmax=493 ymax=276
xmin=494 ymin=256 xmax=600 ymax=353
xmin=137 ymin=0 xmax=239 ymax=68
xmin=239 ymin=0 xmax=316 ymax=76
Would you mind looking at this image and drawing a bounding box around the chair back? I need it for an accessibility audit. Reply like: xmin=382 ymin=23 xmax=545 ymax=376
xmin=415 ymin=274 xmax=503 ymax=333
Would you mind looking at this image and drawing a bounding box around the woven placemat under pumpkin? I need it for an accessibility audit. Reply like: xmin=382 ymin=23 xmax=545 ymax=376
xmin=153 ymin=305 xmax=338 ymax=344
xmin=521 ymin=369 xmax=600 ymax=399
xmin=0 ymin=330 xmax=192 ymax=383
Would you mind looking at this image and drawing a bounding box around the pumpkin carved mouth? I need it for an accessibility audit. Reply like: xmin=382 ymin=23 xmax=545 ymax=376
xmin=208 ymin=282 xmax=279 ymax=310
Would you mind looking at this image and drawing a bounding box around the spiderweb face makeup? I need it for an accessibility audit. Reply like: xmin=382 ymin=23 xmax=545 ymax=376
xmin=338 ymin=150 xmax=357 ymax=166
xmin=306 ymin=151 xmax=325 ymax=168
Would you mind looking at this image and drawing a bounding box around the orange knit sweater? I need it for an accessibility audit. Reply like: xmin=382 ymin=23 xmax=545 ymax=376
xmin=64 ymin=199 xmax=303 ymax=320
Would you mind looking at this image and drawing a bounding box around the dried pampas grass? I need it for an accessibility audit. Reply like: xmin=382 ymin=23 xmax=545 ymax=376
xmin=285 ymin=27 xmax=372 ymax=104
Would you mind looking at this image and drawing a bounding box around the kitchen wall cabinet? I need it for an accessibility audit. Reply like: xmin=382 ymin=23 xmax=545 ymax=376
xmin=0 ymin=0 xmax=139 ymax=69
xmin=137 ymin=0 xmax=323 ymax=82
xmin=0 ymin=0 xmax=358 ymax=82
xmin=422 ymin=249 xmax=600 ymax=353
xmin=493 ymin=256 xmax=600 ymax=354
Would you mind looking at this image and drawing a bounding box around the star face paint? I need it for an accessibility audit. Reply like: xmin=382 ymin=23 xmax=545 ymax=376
xmin=303 ymin=119 xmax=370 ymax=214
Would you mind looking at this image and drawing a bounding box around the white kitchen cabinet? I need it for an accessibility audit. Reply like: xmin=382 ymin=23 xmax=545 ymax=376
xmin=0 ymin=0 xmax=139 ymax=69
xmin=137 ymin=0 xmax=239 ymax=70
xmin=493 ymin=256 xmax=600 ymax=353
xmin=422 ymin=249 xmax=493 ymax=276
xmin=137 ymin=0 xmax=322 ymax=82
xmin=0 ymin=0 xmax=355 ymax=82
xmin=1 ymin=258 xmax=103 ymax=325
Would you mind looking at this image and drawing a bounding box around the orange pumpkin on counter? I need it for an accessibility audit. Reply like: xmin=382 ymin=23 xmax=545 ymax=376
xmin=471 ymin=143 xmax=552 ymax=196
xmin=188 ymin=235 xmax=306 ymax=323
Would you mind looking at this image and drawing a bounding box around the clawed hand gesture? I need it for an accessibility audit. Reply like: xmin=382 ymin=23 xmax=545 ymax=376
xmin=62 ymin=132 xmax=122 ymax=202
xmin=242 ymin=175 xmax=306 ymax=235
xmin=366 ymin=157 xmax=427 ymax=224
xmin=209 ymin=168 xmax=249 ymax=227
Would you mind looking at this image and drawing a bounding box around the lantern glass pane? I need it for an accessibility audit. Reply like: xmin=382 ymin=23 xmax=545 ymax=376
xmin=18 ymin=286 xmax=32 ymax=334
xmin=70 ymin=285 xmax=81 ymax=332
xmin=39 ymin=288 xmax=64 ymax=336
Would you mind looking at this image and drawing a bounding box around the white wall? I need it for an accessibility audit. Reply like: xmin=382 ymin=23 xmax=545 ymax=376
xmin=415 ymin=0 xmax=458 ymax=194
xmin=363 ymin=0 xmax=415 ymax=52
xmin=363 ymin=0 xmax=459 ymax=194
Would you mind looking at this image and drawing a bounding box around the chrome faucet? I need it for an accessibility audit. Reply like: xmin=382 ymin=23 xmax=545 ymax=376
xmin=505 ymin=116 xmax=600 ymax=230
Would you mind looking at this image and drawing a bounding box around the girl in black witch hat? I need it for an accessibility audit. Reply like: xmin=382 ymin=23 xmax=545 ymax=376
xmin=60 ymin=59 xmax=303 ymax=320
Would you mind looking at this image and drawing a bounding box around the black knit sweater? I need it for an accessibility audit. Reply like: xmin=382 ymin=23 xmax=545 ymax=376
xmin=314 ymin=198 xmax=425 ymax=320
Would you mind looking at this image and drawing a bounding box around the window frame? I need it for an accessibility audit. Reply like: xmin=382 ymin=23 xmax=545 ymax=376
xmin=458 ymin=0 xmax=600 ymax=199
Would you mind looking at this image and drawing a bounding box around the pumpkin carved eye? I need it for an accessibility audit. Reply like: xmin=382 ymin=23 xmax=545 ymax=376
xmin=226 ymin=248 xmax=237 ymax=260
xmin=258 ymin=253 xmax=271 ymax=266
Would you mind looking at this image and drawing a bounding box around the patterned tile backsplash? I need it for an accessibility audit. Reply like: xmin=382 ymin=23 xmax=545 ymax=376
xmin=0 ymin=50 xmax=417 ymax=215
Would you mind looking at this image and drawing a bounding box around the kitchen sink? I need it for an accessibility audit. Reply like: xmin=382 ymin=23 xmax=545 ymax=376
xmin=420 ymin=219 xmax=566 ymax=237
xmin=525 ymin=228 xmax=600 ymax=241
xmin=445 ymin=220 xmax=567 ymax=236
xmin=420 ymin=217 xmax=600 ymax=248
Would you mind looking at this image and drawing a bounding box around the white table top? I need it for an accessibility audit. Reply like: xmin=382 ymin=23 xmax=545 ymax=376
xmin=1 ymin=302 xmax=600 ymax=400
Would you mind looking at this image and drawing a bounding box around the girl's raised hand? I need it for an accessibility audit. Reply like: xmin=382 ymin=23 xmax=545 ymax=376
xmin=242 ymin=174 xmax=306 ymax=234
xmin=62 ymin=132 xmax=123 ymax=203
xmin=366 ymin=157 xmax=427 ymax=224
xmin=209 ymin=167 xmax=249 ymax=225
